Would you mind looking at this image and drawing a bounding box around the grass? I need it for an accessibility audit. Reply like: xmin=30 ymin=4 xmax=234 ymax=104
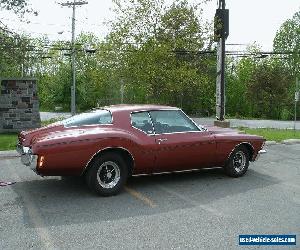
xmin=240 ymin=128 xmax=300 ymax=142
xmin=0 ymin=133 xmax=18 ymax=151
xmin=0 ymin=118 xmax=63 ymax=151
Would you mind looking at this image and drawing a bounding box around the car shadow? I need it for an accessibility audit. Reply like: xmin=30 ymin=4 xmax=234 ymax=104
xmin=11 ymin=167 xmax=281 ymax=228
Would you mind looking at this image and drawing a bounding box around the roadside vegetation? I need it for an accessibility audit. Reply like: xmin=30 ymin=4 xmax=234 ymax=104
xmin=239 ymin=128 xmax=300 ymax=142
xmin=0 ymin=133 xmax=18 ymax=151
xmin=0 ymin=118 xmax=62 ymax=151
xmin=0 ymin=1 xmax=299 ymax=119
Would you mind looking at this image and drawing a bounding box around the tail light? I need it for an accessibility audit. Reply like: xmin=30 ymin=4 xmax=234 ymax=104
xmin=38 ymin=156 xmax=45 ymax=168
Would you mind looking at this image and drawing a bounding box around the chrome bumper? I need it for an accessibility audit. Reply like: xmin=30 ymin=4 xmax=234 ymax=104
xmin=255 ymin=149 xmax=267 ymax=161
xmin=16 ymin=143 xmax=23 ymax=154
xmin=258 ymin=149 xmax=267 ymax=154
xmin=16 ymin=144 xmax=38 ymax=171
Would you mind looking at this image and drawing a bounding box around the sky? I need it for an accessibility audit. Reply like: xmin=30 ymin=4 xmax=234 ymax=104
xmin=1 ymin=0 xmax=299 ymax=51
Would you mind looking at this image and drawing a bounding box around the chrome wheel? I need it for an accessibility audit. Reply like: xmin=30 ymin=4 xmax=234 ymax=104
xmin=233 ymin=151 xmax=246 ymax=173
xmin=96 ymin=161 xmax=121 ymax=189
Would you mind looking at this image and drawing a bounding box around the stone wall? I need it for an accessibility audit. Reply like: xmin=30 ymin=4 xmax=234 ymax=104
xmin=0 ymin=78 xmax=41 ymax=133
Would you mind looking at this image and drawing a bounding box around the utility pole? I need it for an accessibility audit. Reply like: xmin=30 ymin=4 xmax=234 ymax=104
xmin=60 ymin=0 xmax=88 ymax=115
xmin=219 ymin=0 xmax=226 ymax=121
xmin=214 ymin=0 xmax=229 ymax=127
xmin=295 ymin=77 xmax=299 ymax=131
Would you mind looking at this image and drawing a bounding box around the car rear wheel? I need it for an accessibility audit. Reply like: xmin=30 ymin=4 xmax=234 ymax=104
xmin=85 ymin=152 xmax=128 ymax=196
xmin=224 ymin=145 xmax=249 ymax=177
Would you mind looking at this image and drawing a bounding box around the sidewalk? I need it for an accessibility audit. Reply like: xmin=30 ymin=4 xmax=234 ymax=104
xmin=193 ymin=117 xmax=300 ymax=130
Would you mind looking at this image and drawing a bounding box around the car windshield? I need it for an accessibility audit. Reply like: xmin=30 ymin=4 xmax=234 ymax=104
xmin=62 ymin=109 xmax=112 ymax=127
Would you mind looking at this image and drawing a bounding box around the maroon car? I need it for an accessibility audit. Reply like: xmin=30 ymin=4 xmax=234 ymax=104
xmin=17 ymin=104 xmax=266 ymax=196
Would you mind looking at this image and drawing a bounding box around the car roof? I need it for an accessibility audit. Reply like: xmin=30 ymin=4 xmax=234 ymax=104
xmin=102 ymin=104 xmax=179 ymax=113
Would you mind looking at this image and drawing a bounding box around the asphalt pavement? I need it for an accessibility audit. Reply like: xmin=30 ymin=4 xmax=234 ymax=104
xmin=0 ymin=144 xmax=299 ymax=249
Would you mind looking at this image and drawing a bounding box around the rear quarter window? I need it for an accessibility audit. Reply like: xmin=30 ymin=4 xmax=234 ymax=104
xmin=63 ymin=110 xmax=112 ymax=127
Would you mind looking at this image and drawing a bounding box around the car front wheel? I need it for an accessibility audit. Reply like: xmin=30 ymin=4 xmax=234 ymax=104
xmin=224 ymin=145 xmax=249 ymax=177
xmin=85 ymin=153 xmax=128 ymax=196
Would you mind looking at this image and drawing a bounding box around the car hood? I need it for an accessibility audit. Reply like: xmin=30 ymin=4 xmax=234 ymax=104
xmin=206 ymin=126 xmax=240 ymax=134
xmin=206 ymin=125 xmax=265 ymax=141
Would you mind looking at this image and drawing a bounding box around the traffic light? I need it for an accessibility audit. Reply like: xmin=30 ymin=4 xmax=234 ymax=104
xmin=214 ymin=9 xmax=229 ymax=41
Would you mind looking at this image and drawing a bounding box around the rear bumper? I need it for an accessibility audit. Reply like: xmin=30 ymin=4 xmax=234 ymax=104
xmin=258 ymin=149 xmax=267 ymax=154
xmin=21 ymin=154 xmax=38 ymax=172
xmin=254 ymin=149 xmax=267 ymax=161
xmin=16 ymin=143 xmax=23 ymax=154
xmin=16 ymin=144 xmax=38 ymax=172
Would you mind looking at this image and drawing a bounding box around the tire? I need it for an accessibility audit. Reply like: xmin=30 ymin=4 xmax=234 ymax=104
xmin=224 ymin=145 xmax=250 ymax=177
xmin=85 ymin=152 xmax=128 ymax=196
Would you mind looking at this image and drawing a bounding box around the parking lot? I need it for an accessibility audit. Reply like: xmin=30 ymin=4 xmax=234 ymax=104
xmin=0 ymin=144 xmax=299 ymax=249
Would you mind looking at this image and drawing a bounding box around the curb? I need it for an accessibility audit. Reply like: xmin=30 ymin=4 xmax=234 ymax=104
xmin=0 ymin=150 xmax=19 ymax=159
xmin=265 ymin=139 xmax=300 ymax=145
xmin=281 ymin=139 xmax=300 ymax=145
xmin=265 ymin=141 xmax=277 ymax=145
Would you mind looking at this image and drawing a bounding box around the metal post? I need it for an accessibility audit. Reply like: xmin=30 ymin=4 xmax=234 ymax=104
xmin=120 ymin=79 xmax=124 ymax=104
xmin=220 ymin=35 xmax=225 ymax=120
xmin=294 ymin=97 xmax=297 ymax=131
xmin=60 ymin=1 xmax=88 ymax=116
xmin=295 ymin=77 xmax=299 ymax=131
xmin=215 ymin=0 xmax=226 ymax=121
xmin=71 ymin=0 xmax=76 ymax=115
xmin=220 ymin=0 xmax=226 ymax=121
xmin=21 ymin=63 xmax=24 ymax=77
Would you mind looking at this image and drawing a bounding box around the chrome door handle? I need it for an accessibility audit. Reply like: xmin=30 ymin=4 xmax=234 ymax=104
xmin=157 ymin=138 xmax=168 ymax=144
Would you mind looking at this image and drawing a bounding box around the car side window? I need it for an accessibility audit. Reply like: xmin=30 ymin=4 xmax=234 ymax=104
xmin=149 ymin=110 xmax=200 ymax=134
xmin=131 ymin=112 xmax=154 ymax=134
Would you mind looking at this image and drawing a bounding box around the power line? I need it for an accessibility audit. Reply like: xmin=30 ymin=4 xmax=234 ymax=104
xmin=1 ymin=40 xmax=299 ymax=55
xmin=0 ymin=17 xmax=70 ymax=27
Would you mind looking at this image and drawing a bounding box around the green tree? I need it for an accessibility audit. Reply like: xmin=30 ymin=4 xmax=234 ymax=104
xmin=273 ymin=10 xmax=300 ymax=77
xmin=0 ymin=0 xmax=36 ymax=15
xmin=226 ymin=55 xmax=257 ymax=118
xmin=247 ymin=59 xmax=293 ymax=119
xmin=0 ymin=26 xmax=33 ymax=78
xmin=107 ymin=0 xmax=215 ymax=114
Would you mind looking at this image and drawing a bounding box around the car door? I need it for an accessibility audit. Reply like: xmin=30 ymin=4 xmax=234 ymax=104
xmin=130 ymin=111 xmax=157 ymax=174
xmin=149 ymin=110 xmax=216 ymax=172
